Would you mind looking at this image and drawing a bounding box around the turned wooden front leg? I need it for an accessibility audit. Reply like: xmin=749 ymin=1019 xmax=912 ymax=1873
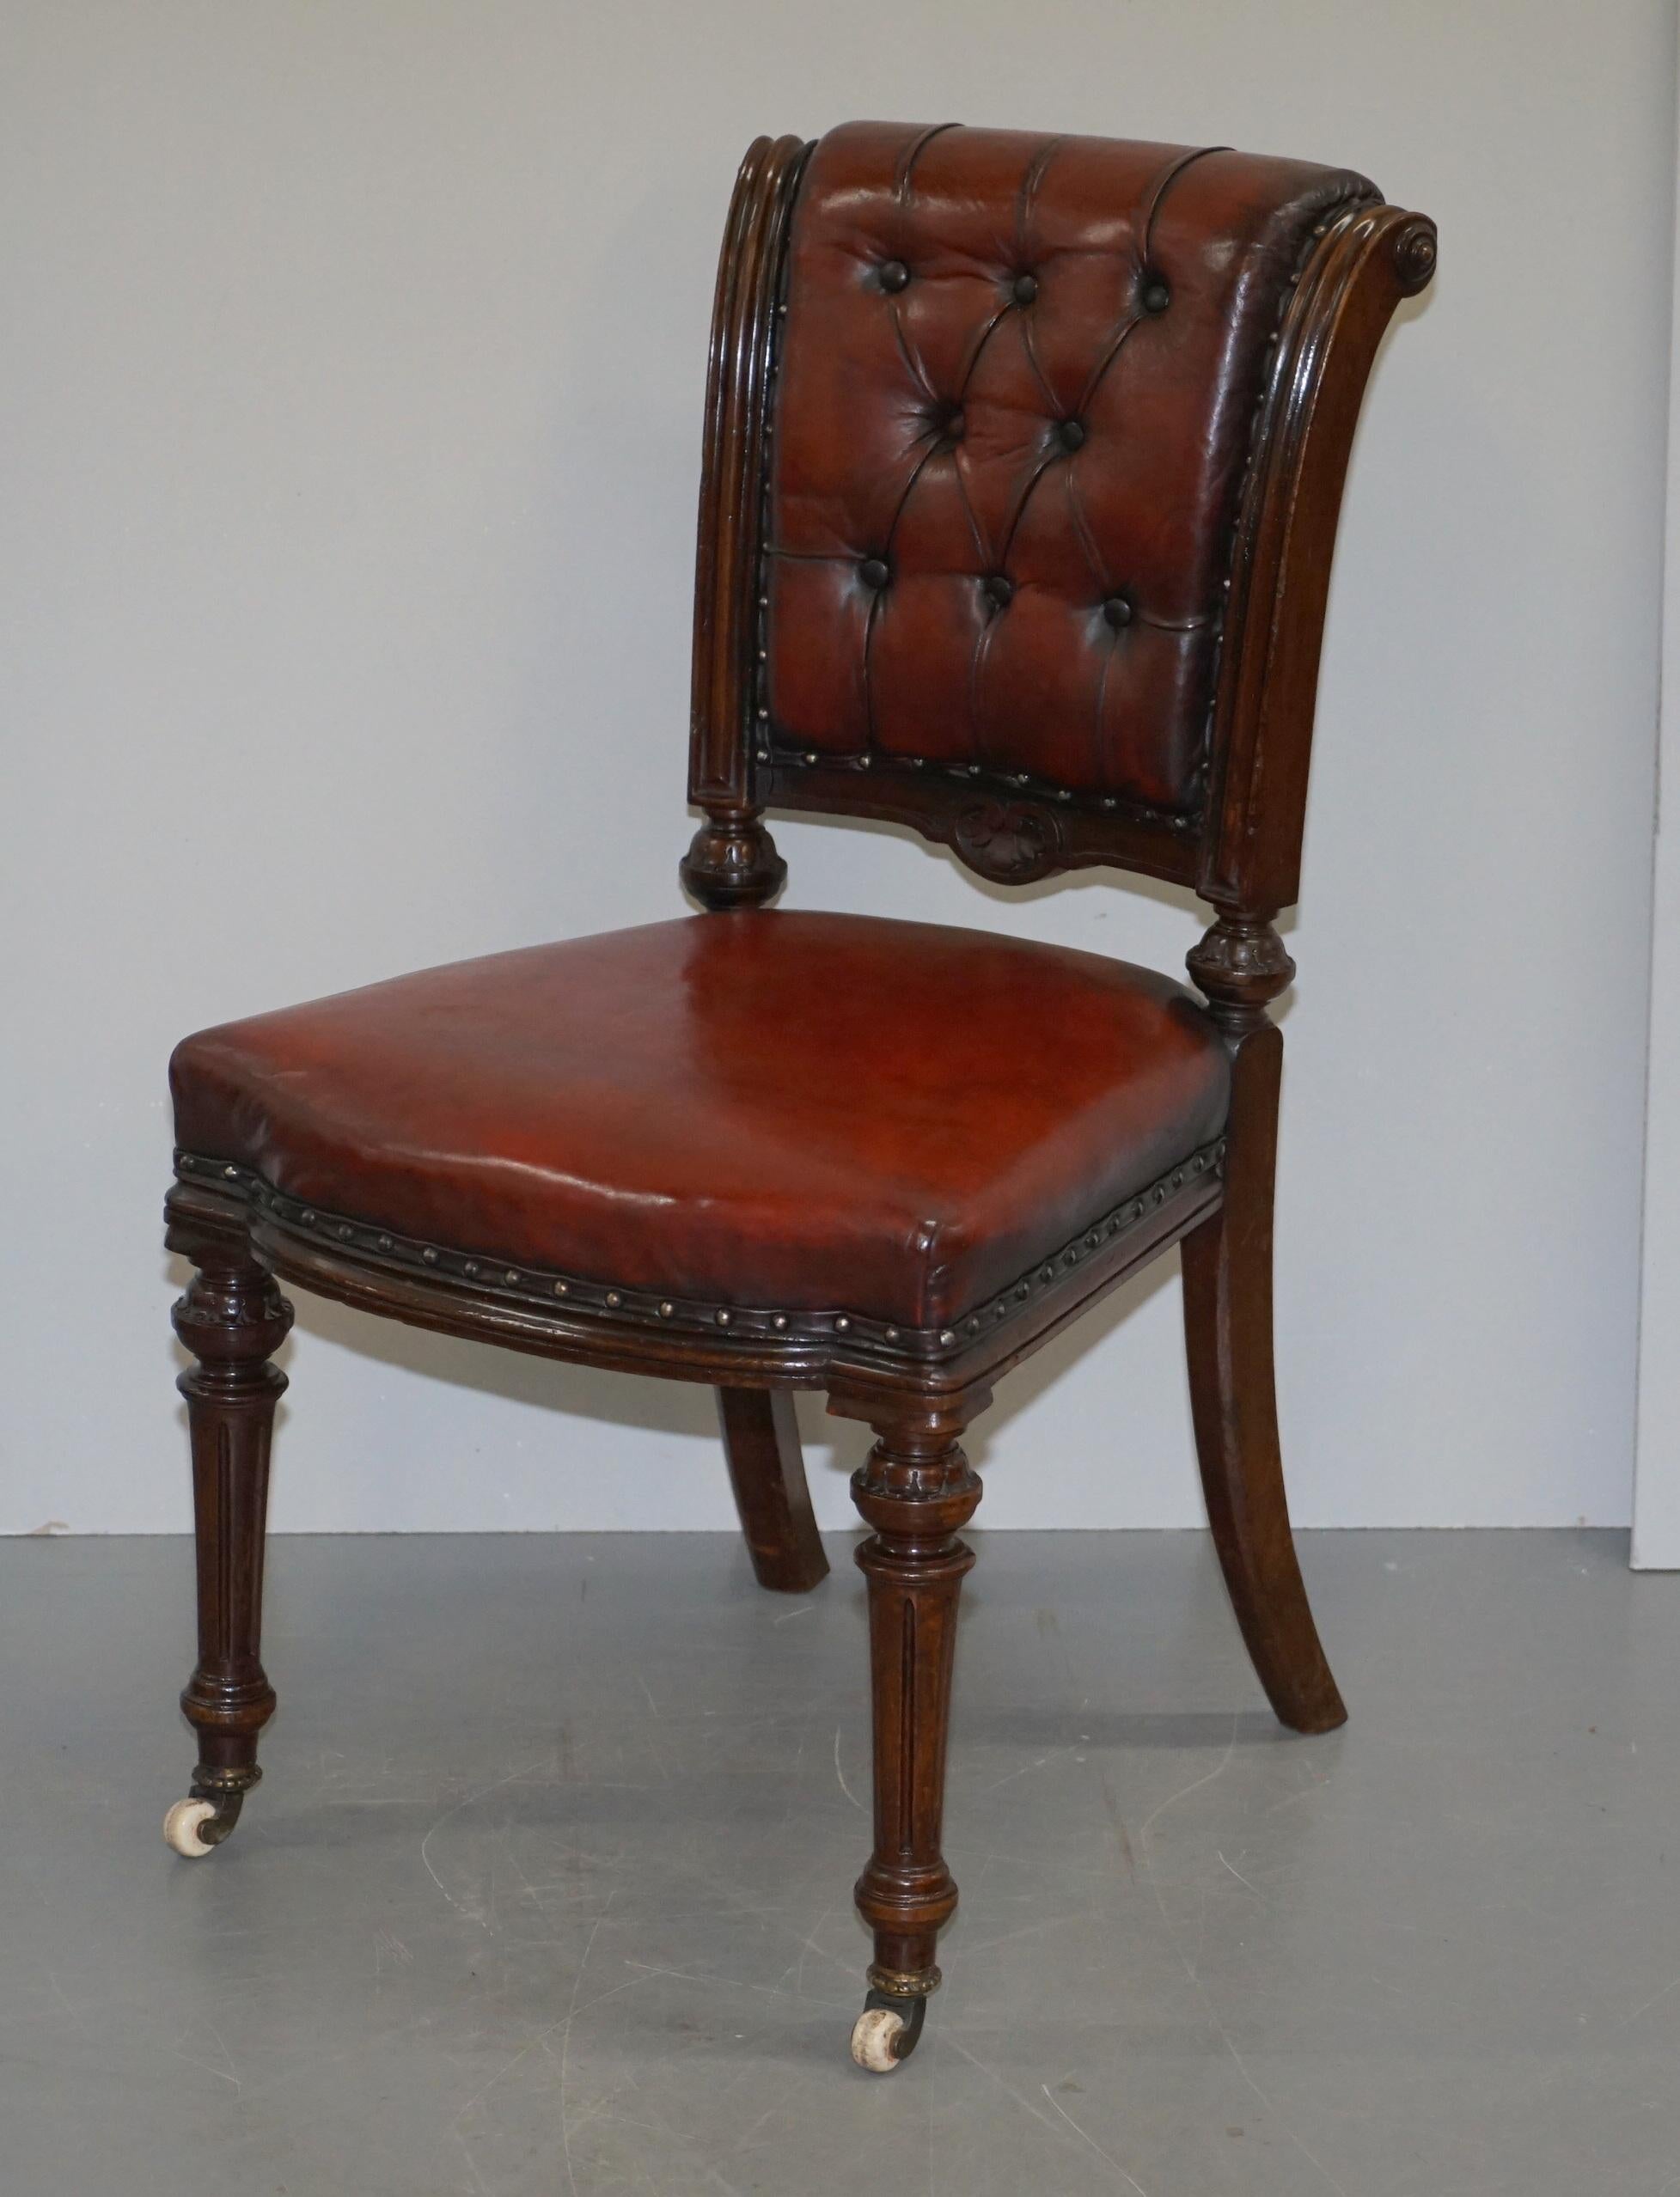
xmin=850 ymin=1406 xmax=982 ymax=2002
xmin=173 ymin=1247 xmax=292 ymax=1827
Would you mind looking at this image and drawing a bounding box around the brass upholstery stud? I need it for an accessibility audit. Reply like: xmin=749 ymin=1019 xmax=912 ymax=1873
xmin=606 ymin=1291 xmax=621 ymax=1308
xmin=421 ymin=1246 xmax=437 ymax=1263
xmin=659 ymin=1301 xmax=674 ymax=1317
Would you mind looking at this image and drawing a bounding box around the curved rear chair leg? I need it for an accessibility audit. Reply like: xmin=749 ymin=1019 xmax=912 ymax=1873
xmin=840 ymin=1394 xmax=984 ymax=2071
xmin=165 ymin=1233 xmax=292 ymax=1854
xmin=1184 ymin=914 xmax=1346 ymax=1735
xmin=716 ymin=1388 xmax=828 ymax=1592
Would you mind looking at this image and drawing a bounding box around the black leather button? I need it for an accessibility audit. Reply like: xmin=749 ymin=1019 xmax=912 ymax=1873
xmin=1102 ymin=594 xmax=1133 ymax=629
xmin=879 ymin=259 xmax=910 ymax=293
xmin=1140 ymin=274 xmax=1170 ymax=314
xmin=941 ymin=406 xmax=966 ymax=442
xmin=983 ymin=574 xmax=1014 ymax=608
xmin=1058 ymin=419 xmax=1086 ymax=452
xmin=859 ymin=557 xmax=890 ymax=589
xmin=1011 ymin=273 xmax=1038 ymax=305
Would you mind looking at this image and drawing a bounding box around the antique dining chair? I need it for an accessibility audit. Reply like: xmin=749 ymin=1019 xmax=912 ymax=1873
xmin=162 ymin=119 xmax=1433 ymax=2072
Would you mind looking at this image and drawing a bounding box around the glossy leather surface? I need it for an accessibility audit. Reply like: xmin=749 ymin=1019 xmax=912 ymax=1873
xmin=171 ymin=913 xmax=1230 ymax=1328
xmin=763 ymin=123 xmax=1375 ymax=813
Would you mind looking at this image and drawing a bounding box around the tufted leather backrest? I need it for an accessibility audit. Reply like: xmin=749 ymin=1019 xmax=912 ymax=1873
xmin=762 ymin=122 xmax=1375 ymax=827
xmin=686 ymin=124 xmax=1433 ymax=913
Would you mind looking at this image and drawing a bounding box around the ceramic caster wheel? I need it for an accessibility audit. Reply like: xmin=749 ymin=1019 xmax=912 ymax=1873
xmin=850 ymin=2006 xmax=906 ymax=2072
xmin=849 ymin=1990 xmax=927 ymax=2072
xmin=163 ymin=1797 xmax=220 ymax=1857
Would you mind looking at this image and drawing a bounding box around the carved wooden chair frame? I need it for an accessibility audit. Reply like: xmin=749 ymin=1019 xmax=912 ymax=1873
xmin=163 ymin=129 xmax=1434 ymax=2072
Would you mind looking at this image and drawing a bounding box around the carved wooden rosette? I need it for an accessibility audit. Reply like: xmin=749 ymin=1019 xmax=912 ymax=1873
xmin=849 ymin=1406 xmax=983 ymax=1994
xmin=950 ymin=798 xmax=1062 ymax=884
xmin=172 ymin=1245 xmax=292 ymax=1797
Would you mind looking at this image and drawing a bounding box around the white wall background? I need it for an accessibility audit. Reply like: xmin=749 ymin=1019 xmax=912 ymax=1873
xmin=1 ymin=0 xmax=1671 ymax=1535
xmin=1635 ymin=24 xmax=1680 ymax=1570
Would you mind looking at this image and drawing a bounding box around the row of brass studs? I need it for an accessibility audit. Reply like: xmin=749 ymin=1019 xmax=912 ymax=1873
xmin=757 ymin=743 xmax=1199 ymax=836
xmin=952 ymin=1142 xmax=1225 ymax=1339
xmin=174 ymin=1138 xmax=1225 ymax=1363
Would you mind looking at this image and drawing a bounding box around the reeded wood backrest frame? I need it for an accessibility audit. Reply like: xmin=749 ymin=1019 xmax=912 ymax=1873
xmin=683 ymin=128 xmax=1435 ymax=921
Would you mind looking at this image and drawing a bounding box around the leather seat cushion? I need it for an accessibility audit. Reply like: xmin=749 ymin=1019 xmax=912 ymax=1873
xmin=170 ymin=912 xmax=1230 ymax=1330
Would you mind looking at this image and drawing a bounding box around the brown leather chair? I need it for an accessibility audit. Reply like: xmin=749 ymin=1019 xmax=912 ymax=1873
xmin=162 ymin=121 xmax=1433 ymax=2072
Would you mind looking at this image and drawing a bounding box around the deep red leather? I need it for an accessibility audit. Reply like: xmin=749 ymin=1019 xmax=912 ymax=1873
xmin=171 ymin=913 xmax=1229 ymax=1329
xmin=764 ymin=123 xmax=1375 ymax=813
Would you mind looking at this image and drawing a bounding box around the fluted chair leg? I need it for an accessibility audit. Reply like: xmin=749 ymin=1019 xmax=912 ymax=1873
xmin=845 ymin=1399 xmax=981 ymax=2071
xmin=164 ymin=1241 xmax=291 ymax=1855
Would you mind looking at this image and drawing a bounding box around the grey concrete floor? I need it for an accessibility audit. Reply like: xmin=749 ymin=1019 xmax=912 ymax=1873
xmin=1 ymin=1529 xmax=1677 ymax=2195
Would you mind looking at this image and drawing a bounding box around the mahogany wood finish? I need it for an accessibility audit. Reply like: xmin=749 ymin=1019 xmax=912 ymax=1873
xmin=167 ymin=1192 xmax=292 ymax=1840
xmin=681 ymin=131 xmax=809 ymax=912
xmin=161 ymin=119 xmax=1433 ymax=2070
xmin=1182 ymin=918 xmax=1345 ymax=1732
xmin=846 ymin=1398 xmax=985 ymax=2011
xmin=716 ymin=1387 xmax=828 ymax=1593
